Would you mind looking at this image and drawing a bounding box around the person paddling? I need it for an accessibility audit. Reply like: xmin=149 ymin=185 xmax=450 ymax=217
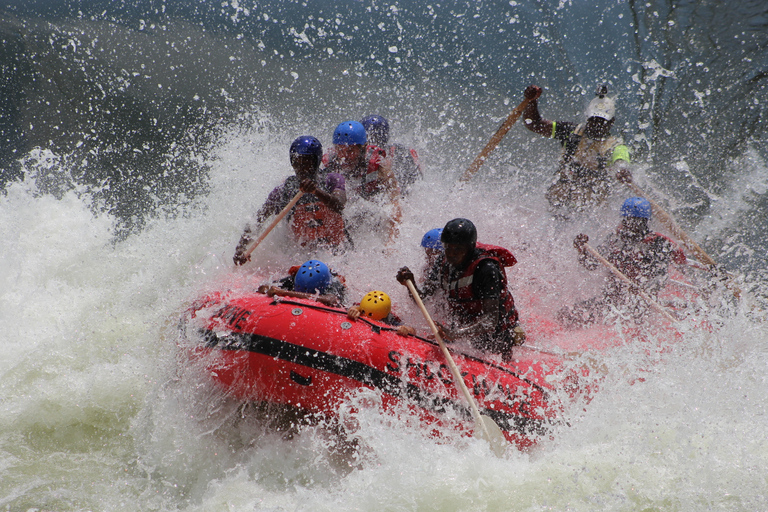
xmin=323 ymin=120 xmax=403 ymax=243
xmin=521 ymin=84 xmax=631 ymax=216
xmin=322 ymin=120 xmax=401 ymax=202
xmin=396 ymin=218 xmax=525 ymax=360
xmin=559 ymin=197 xmax=687 ymax=327
xmin=233 ymin=136 xmax=349 ymax=265
xmin=360 ymin=114 xmax=423 ymax=196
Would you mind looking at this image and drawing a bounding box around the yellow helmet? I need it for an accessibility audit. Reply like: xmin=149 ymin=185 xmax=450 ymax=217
xmin=359 ymin=290 xmax=392 ymax=321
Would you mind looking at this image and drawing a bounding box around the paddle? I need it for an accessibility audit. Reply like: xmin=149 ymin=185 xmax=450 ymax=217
xmin=618 ymin=173 xmax=741 ymax=297
xmin=404 ymin=279 xmax=507 ymax=456
xmin=241 ymin=191 xmax=304 ymax=262
xmin=581 ymin=242 xmax=679 ymax=324
xmin=459 ymin=97 xmax=531 ymax=182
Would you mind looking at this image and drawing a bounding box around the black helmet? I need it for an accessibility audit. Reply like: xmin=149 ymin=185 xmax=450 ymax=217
xmin=441 ymin=218 xmax=477 ymax=247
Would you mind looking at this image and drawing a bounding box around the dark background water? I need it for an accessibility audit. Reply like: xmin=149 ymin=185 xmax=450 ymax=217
xmin=1 ymin=0 xmax=767 ymax=269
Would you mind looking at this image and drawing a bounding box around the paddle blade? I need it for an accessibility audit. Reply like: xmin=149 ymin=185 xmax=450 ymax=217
xmin=475 ymin=415 xmax=507 ymax=457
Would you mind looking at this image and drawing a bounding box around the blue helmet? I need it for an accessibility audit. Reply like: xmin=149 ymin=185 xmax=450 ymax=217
xmin=421 ymin=228 xmax=444 ymax=250
xmin=621 ymin=197 xmax=651 ymax=219
xmin=290 ymin=135 xmax=323 ymax=159
xmin=294 ymin=260 xmax=332 ymax=294
xmin=360 ymin=115 xmax=390 ymax=147
xmin=333 ymin=121 xmax=367 ymax=146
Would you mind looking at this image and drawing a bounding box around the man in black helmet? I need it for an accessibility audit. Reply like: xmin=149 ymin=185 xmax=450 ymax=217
xmin=521 ymin=84 xmax=632 ymax=215
xmin=396 ymin=218 xmax=525 ymax=359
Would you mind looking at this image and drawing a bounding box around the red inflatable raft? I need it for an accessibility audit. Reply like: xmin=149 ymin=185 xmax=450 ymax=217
xmin=179 ymin=289 xmax=587 ymax=451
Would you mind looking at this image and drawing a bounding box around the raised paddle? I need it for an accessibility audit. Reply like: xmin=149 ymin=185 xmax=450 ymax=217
xmin=581 ymin=242 xmax=679 ymax=324
xmin=459 ymin=97 xmax=531 ymax=182
xmin=404 ymin=279 xmax=507 ymax=456
xmin=241 ymin=191 xmax=304 ymax=262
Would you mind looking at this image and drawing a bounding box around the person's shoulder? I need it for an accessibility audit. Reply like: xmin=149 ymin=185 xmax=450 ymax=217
xmin=264 ymin=178 xmax=291 ymax=202
xmin=472 ymin=256 xmax=503 ymax=281
xmin=553 ymin=121 xmax=578 ymax=141
xmin=475 ymin=256 xmax=502 ymax=271
xmin=322 ymin=170 xmax=346 ymax=190
xmin=647 ymin=231 xmax=675 ymax=246
xmin=649 ymin=232 xmax=685 ymax=257
xmin=601 ymin=231 xmax=622 ymax=249
xmin=282 ymin=175 xmax=300 ymax=190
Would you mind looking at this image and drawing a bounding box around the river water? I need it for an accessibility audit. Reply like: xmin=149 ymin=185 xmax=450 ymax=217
xmin=2 ymin=1 xmax=768 ymax=510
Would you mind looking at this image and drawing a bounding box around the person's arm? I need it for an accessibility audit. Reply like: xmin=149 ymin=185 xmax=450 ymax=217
xmin=233 ymin=224 xmax=254 ymax=265
xmin=258 ymin=285 xmax=342 ymax=307
xmin=397 ymin=262 xmax=441 ymax=301
xmin=573 ymin=234 xmax=600 ymax=271
xmin=376 ymin=150 xmax=404 ymax=243
xmin=522 ymin=85 xmax=554 ymax=137
xmin=300 ymin=175 xmax=347 ymax=213
xmin=233 ymin=191 xmax=282 ymax=265
xmin=441 ymin=297 xmax=501 ymax=341
xmin=443 ymin=260 xmax=505 ymax=341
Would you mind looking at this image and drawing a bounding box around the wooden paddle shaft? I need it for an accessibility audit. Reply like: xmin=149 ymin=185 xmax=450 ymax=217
xmin=582 ymin=243 xmax=678 ymax=324
xmin=243 ymin=191 xmax=304 ymax=259
xmin=460 ymin=97 xmax=531 ymax=182
xmin=404 ymin=280 xmax=493 ymax=440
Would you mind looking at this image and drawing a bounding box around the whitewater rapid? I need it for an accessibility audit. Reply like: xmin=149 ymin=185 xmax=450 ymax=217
xmin=2 ymin=120 xmax=767 ymax=510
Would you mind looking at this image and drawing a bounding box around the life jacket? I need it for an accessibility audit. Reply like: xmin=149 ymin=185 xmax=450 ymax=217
xmin=441 ymin=243 xmax=519 ymax=330
xmin=608 ymin=232 xmax=686 ymax=283
xmin=280 ymin=175 xmax=346 ymax=247
xmin=323 ymin=145 xmax=386 ymax=199
xmin=559 ymin=124 xmax=621 ymax=181
xmin=290 ymin=198 xmax=346 ymax=247
xmin=359 ymin=145 xmax=387 ymax=198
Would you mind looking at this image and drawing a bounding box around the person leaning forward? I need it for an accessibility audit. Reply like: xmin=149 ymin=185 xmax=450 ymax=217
xmin=521 ymin=84 xmax=631 ymax=215
xmin=396 ymin=218 xmax=525 ymax=360
xmin=233 ymin=136 xmax=349 ymax=265
xmin=558 ymin=197 xmax=687 ymax=328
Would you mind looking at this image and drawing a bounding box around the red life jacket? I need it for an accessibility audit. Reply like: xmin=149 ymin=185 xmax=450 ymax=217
xmin=290 ymin=199 xmax=346 ymax=247
xmin=359 ymin=145 xmax=386 ymax=198
xmin=322 ymin=145 xmax=386 ymax=199
xmin=441 ymin=243 xmax=519 ymax=329
xmin=610 ymin=232 xmax=686 ymax=281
